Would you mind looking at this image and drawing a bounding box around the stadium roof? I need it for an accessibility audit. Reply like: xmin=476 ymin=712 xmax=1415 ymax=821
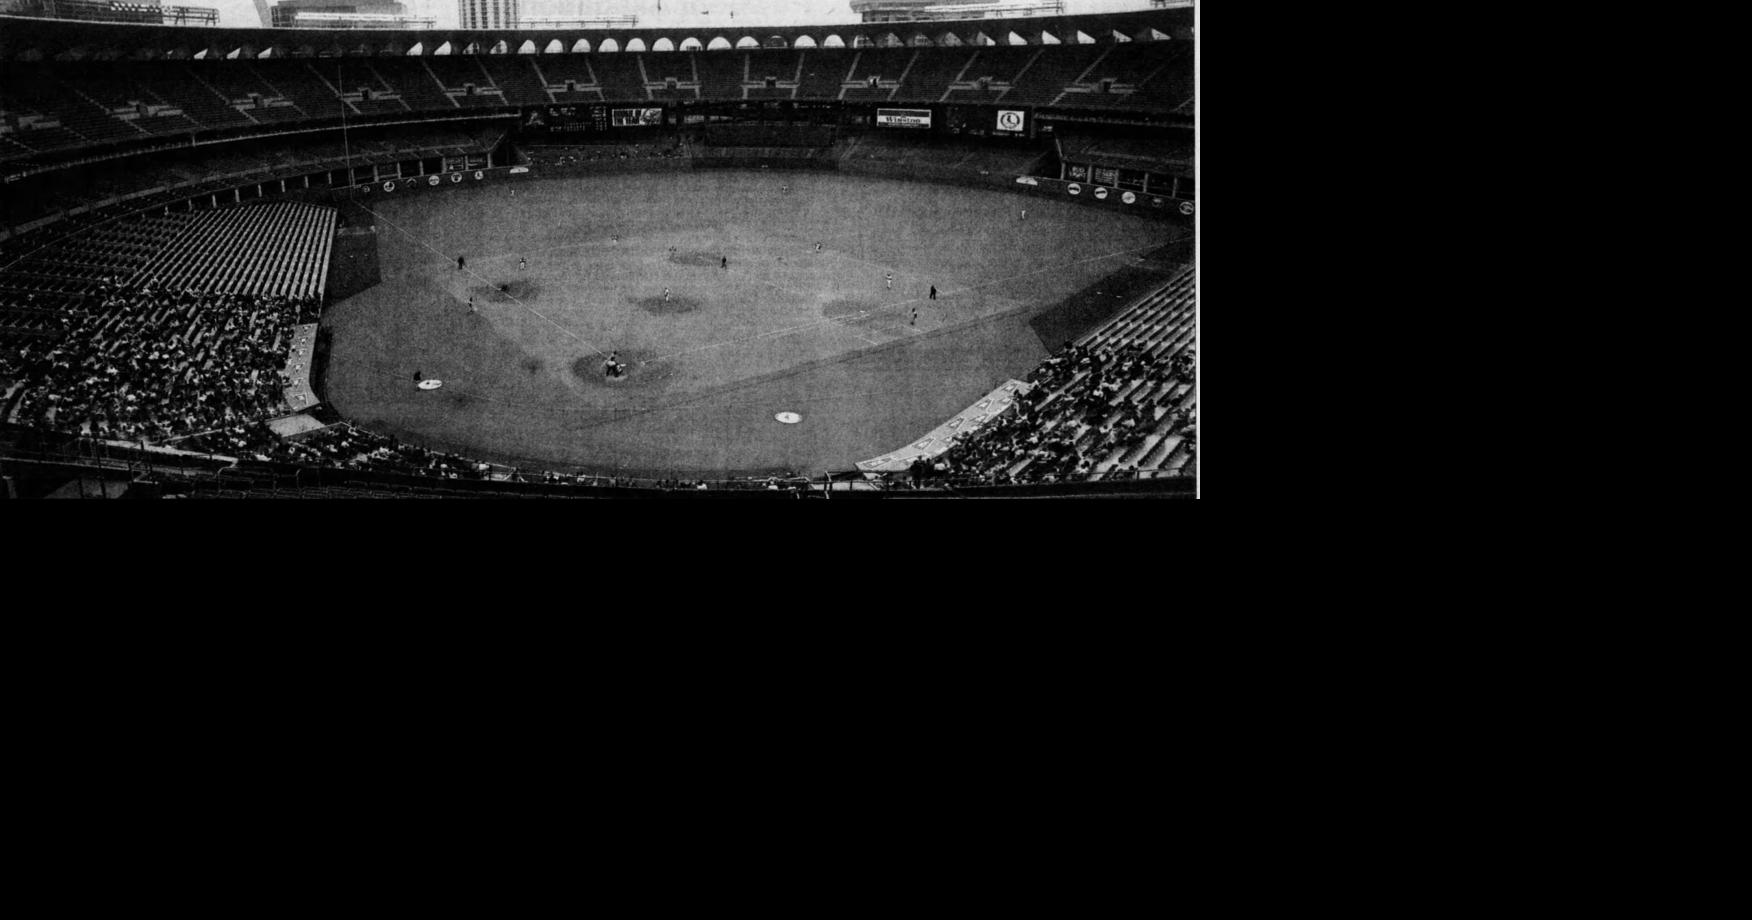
xmin=0 ymin=7 xmax=1189 ymax=59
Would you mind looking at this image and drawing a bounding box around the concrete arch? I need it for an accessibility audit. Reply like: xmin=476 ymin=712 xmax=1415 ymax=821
xmin=911 ymin=33 xmax=932 ymax=46
xmin=936 ymin=32 xmax=962 ymax=47
xmin=625 ymin=38 xmax=646 ymax=52
xmin=823 ymin=35 xmax=846 ymax=49
xmin=517 ymin=40 xmax=537 ymax=54
xmin=571 ymin=38 xmax=590 ymax=53
xmin=852 ymin=35 xmax=873 ymax=48
xmin=765 ymin=35 xmax=787 ymax=49
xmin=793 ymin=35 xmax=818 ymax=49
xmin=462 ymin=41 xmax=484 ymax=55
xmin=707 ymin=36 xmax=733 ymax=51
xmin=1006 ymin=31 xmax=1029 ymax=46
xmin=652 ymin=38 xmax=674 ymax=52
xmin=1039 ymin=30 xmax=1061 ymax=45
xmin=489 ymin=40 xmax=509 ymax=54
xmin=880 ymin=32 xmax=904 ymax=48
xmin=545 ymin=39 xmax=564 ymax=54
xmin=599 ymin=38 xmax=620 ymax=52
xmin=406 ymin=41 xmax=425 ymax=55
xmin=735 ymin=36 xmax=760 ymax=49
xmin=434 ymin=41 xmax=453 ymax=55
xmin=680 ymin=36 xmax=703 ymax=51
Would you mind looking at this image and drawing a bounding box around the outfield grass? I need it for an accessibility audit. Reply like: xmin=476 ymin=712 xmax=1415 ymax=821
xmin=320 ymin=170 xmax=1181 ymax=476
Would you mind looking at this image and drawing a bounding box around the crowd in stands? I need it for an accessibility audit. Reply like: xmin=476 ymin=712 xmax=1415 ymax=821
xmin=522 ymin=142 xmax=684 ymax=167
xmin=254 ymin=424 xmax=493 ymax=480
xmin=915 ymin=338 xmax=1196 ymax=486
xmin=2 ymin=278 xmax=315 ymax=442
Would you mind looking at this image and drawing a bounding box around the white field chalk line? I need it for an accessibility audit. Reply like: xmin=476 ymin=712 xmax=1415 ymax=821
xmin=365 ymin=205 xmax=610 ymax=359
xmin=643 ymin=242 xmax=1162 ymax=365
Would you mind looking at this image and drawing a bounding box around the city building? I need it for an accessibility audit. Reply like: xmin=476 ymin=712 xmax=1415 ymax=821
xmin=254 ymin=0 xmax=430 ymax=29
xmin=458 ymin=0 xmax=518 ymax=29
xmin=0 ymin=0 xmax=216 ymax=25
xmin=850 ymin=0 xmax=1063 ymax=24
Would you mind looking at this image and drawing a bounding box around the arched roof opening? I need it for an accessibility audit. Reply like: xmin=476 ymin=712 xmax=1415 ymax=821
xmin=1039 ymin=30 xmax=1061 ymax=45
xmin=793 ymin=35 xmax=818 ymax=49
xmin=911 ymin=34 xmax=932 ymax=46
xmin=822 ymin=34 xmax=845 ymax=48
xmin=434 ymin=41 xmax=453 ymax=55
xmin=571 ymin=38 xmax=590 ymax=53
xmin=652 ymin=38 xmax=674 ymax=52
xmin=936 ymin=32 xmax=962 ymax=47
xmin=598 ymin=38 xmax=619 ymax=52
xmin=735 ymin=36 xmax=760 ymax=49
xmin=680 ymin=37 xmax=704 ymax=51
xmin=406 ymin=42 xmax=425 ymax=55
xmin=1006 ymin=31 xmax=1028 ymax=45
xmin=625 ymin=38 xmax=647 ymax=52
xmin=488 ymin=40 xmax=509 ymax=54
xmin=518 ymin=40 xmax=538 ymax=54
xmin=706 ymin=36 xmax=733 ymax=50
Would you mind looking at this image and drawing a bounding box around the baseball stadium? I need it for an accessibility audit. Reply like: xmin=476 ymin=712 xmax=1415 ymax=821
xmin=0 ymin=0 xmax=1196 ymax=499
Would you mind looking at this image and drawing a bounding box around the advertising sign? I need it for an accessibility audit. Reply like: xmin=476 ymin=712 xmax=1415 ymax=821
xmin=876 ymin=108 xmax=932 ymax=129
xmin=995 ymin=109 xmax=1026 ymax=133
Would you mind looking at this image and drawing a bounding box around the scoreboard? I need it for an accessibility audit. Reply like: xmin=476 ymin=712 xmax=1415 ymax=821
xmin=538 ymin=105 xmax=665 ymax=132
xmin=540 ymin=104 xmax=610 ymax=133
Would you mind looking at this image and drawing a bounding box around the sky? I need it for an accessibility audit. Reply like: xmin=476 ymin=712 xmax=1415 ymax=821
xmin=197 ymin=0 xmax=1159 ymax=30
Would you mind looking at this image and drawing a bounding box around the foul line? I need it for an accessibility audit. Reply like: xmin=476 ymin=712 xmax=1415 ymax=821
xmin=363 ymin=204 xmax=610 ymax=359
xmin=642 ymin=241 xmax=1163 ymax=365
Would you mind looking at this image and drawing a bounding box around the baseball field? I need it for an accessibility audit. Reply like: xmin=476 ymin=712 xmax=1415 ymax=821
xmin=320 ymin=169 xmax=1182 ymax=476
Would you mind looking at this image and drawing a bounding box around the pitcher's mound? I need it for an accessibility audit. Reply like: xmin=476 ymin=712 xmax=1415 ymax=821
xmin=571 ymin=349 xmax=677 ymax=390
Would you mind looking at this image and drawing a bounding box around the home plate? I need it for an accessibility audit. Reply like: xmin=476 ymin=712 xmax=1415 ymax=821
xmin=418 ymin=379 xmax=443 ymax=390
xmin=775 ymin=411 xmax=802 ymax=424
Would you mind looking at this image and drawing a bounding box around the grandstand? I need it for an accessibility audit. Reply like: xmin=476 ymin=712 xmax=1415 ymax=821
xmin=0 ymin=3 xmax=1196 ymax=499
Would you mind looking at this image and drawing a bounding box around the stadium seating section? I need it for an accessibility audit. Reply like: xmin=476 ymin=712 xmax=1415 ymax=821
xmin=925 ymin=266 xmax=1197 ymax=485
xmin=2 ymin=44 xmax=1192 ymax=165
